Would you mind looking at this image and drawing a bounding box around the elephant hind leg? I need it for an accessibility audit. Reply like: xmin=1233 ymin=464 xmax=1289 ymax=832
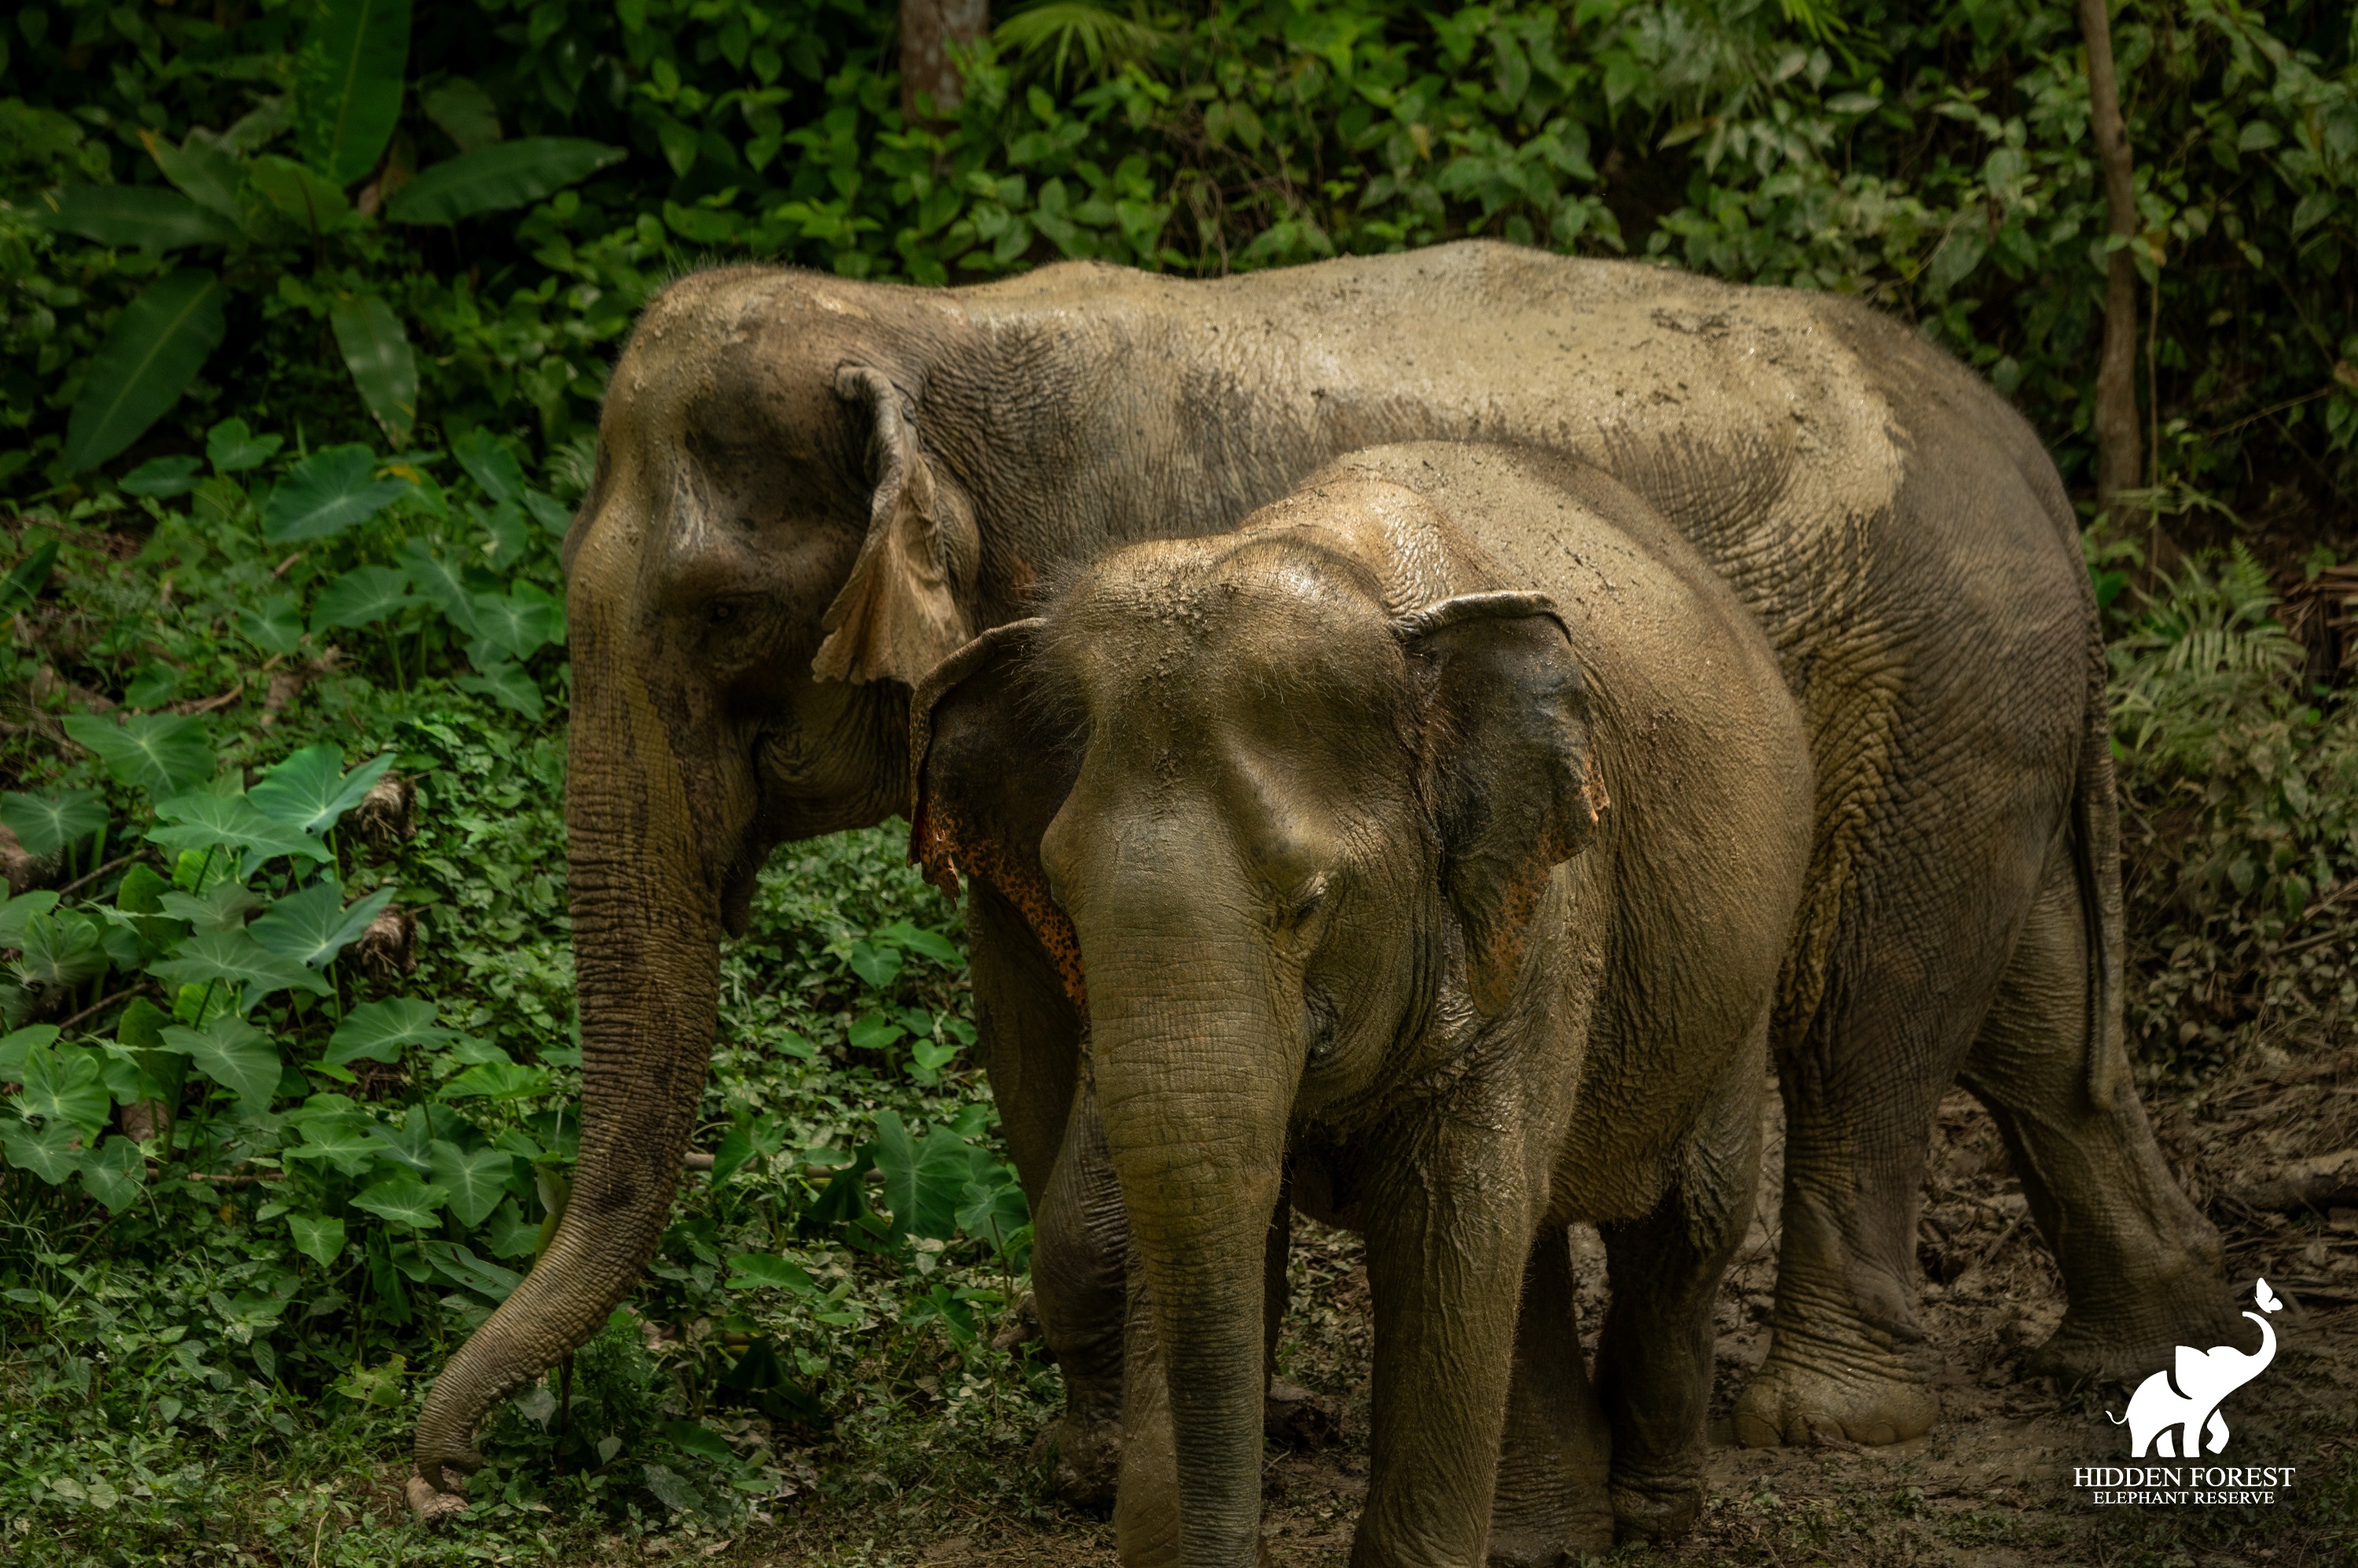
xmin=1957 ymin=835 xmax=2233 ymax=1390
xmin=1487 ymin=1224 xmax=1613 ymax=1566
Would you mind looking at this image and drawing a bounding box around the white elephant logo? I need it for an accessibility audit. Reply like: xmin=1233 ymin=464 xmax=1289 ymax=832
xmin=2109 ymin=1279 xmax=2283 ymax=1459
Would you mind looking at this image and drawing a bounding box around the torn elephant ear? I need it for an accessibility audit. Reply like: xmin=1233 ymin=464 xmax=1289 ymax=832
xmin=907 ymin=619 xmax=1089 ymax=1011
xmin=1398 ymin=591 xmax=1605 ymax=1017
xmin=813 ymin=365 xmax=982 ymax=687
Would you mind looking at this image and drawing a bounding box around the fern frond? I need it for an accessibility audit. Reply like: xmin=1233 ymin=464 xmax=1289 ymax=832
xmin=994 ymin=2 xmax=1173 ymax=85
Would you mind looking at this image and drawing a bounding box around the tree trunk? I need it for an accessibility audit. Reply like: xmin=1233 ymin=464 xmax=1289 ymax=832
xmin=900 ymin=0 xmax=989 ymax=122
xmin=2078 ymin=0 xmax=2142 ymax=515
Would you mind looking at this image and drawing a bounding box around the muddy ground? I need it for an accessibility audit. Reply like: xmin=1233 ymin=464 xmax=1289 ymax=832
xmin=725 ymin=1052 xmax=2358 ymax=1568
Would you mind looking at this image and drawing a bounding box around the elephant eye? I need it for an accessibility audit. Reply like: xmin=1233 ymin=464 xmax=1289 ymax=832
xmin=708 ymin=602 xmax=736 ymax=625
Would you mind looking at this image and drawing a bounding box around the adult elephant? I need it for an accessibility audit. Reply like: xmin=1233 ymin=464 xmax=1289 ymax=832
xmin=407 ymin=241 xmax=2227 ymax=1518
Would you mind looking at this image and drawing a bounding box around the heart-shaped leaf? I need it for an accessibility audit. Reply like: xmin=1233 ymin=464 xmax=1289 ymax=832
xmin=237 ymin=592 xmax=307 ymax=655
xmin=261 ymin=445 xmax=410 ymax=544
xmin=439 ymin=1059 xmax=553 ymax=1100
xmin=466 ymin=582 xmax=564 ymax=663
xmin=428 ymin=1140 xmax=516 ymax=1228
xmin=160 ymin=1013 xmax=282 ymax=1107
xmin=206 ymin=417 xmax=283 ymax=474
xmin=0 ymin=790 xmax=107 ymax=857
xmin=63 ymin=712 xmax=215 ymax=795
xmin=325 ymin=998 xmax=452 ymax=1066
xmin=1 ymin=1114 xmax=87 ymax=1184
xmin=12 ymin=1042 xmax=112 ymax=1137
xmin=287 ymin=1211 xmax=347 ymax=1266
xmin=448 ymin=428 xmax=524 ymax=503
xmin=454 ymin=660 xmax=544 ymax=721
xmin=120 ymin=455 xmax=204 ymax=498
xmin=871 ymin=1110 xmax=973 ymax=1241
xmin=396 ymin=541 xmax=477 ymax=630
xmin=350 ymin=1172 xmax=448 ymax=1228
xmin=151 ymin=929 xmax=336 ymax=1006
xmin=11 ymin=911 xmax=110 ymax=994
xmin=149 ymin=793 xmax=332 ymax=867
xmin=248 ymin=744 xmax=394 ymax=837
xmin=248 ymin=878 xmax=396 ymax=969
xmin=311 ymin=565 xmax=415 ymax=633
xmin=280 ymin=1113 xmax=380 ymax=1177
xmin=79 ymin=1135 xmax=146 ymax=1212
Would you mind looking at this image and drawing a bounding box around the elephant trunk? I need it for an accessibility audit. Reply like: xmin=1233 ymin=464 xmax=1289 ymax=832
xmin=1087 ymin=887 xmax=1302 ymax=1567
xmin=413 ymin=644 xmax=722 ymax=1496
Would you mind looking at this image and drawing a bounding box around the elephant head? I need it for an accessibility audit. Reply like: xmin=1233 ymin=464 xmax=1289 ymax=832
xmin=912 ymin=509 xmax=1603 ymax=1565
xmin=412 ymin=270 xmax=1001 ymax=1501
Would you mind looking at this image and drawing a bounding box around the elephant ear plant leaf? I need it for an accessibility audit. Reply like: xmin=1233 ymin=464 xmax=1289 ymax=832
xmin=63 ymin=714 xmax=215 ymax=797
xmin=160 ymin=1014 xmax=281 ymax=1109
xmin=0 ymin=791 xmax=107 ymax=858
xmin=248 ymin=878 xmax=397 ymax=971
xmin=262 ymin=446 xmax=412 ymax=544
xmin=151 ymin=929 xmax=336 ymax=1008
xmin=325 ymin=998 xmax=452 ymax=1066
xmin=248 ymin=744 xmax=395 ymax=839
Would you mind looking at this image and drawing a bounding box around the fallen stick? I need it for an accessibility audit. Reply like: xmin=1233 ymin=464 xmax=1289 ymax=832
xmin=2226 ymin=1150 xmax=2358 ymax=1213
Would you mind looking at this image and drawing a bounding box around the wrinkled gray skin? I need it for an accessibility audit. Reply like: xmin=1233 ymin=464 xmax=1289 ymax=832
xmin=408 ymin=242 xmax=2228 ymax=1518
xmin=913 ymin=445 xmax=1816 ymax=1566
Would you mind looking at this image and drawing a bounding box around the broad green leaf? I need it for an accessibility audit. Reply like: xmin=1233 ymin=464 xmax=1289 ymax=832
xmin=467 ymin=582 xmax=564 ymax=661
xmin=397 ymin=541 xmax=476 ymax=630
xmin=262 ymin=445 xmax=410 ymax=543
xmin=151 ymin=928 xmax=335 ymax=1005
xmin=0 ymin=891 xmax=61 ymax=949
xmin=424 ymin=1239 xmax=524 ymax=1302
xmin=523 ymin=489 xmax=573 ymax=536
xmin=249 ymin=745 xmax=395 ymax=836
xmin=386 ymin=138 xmax=625 ymax=225
xmin=660 ymin=1421 xmax=734 ymax=1463
xmin=477 ymin=498 xmax=530 ymax=569
xmin=13 ymin=1043 xmax=111 ymax=1137
xmin=161 ymin=1013 xmax=282 ymax=1106
xmin=847 ymin=941 xmax=904 ymax=991
xmin=143 ymin=133 xmax=244 ymax=222
xmin=330 ymin=295 xmax=417 ymax=443
xmin=847 ymin=1011 xmax=905 ymax=1052
xmin=238 ymin=592 xmax=306 ymax=655
xmin=288 ymin=1212 xmax=347 ymax=1266
xmin=115 ymin=867 xmax=171 ymax=916
xmin=245 ymin=153 xmax=353 ymax=237
xmin=155 ymin=880 xmax=262 ymax=933
xmin=439 ymin=1059 xmax=553 ymax=1100
xmin=484 ymin=1197 xmax=539 ymax=1259
xmin=2 ymin=1114 xmax=86 ymax=1184
xmin=326 ymin=998 xmax=451 ymax=1065
xmin=0 ymin=1025 xmax=60 ymax=1080
xmin=207 ymin=417 xmax=283 ymax=473
xmin=872 ymin=1110 xmax=971 ymax=1241
xmin=36 ymin=185 xmax=243 ymax=251
xmin=0 ymin=542 xmax=59 ymax=615
xmin=249 ymin=879 xmax=395 ymax=969
xmin=149 ymin=793 xmax=330 ymax=865
xmin=877 ymin=920 xmax=962 ymax=964
xmin=296 ymin=0 xmax=411 ymax=185
xmin=422 ymin=77 xmax=501 ymax=152
xmin=957 ymin=1175 xmax=1031 ymax=1257
xmin=641 ymin=1463 xmax=699 ymax=1515
xmin=280 ymin=1111 xmax=379 ymax=1176
xmin=429 ymin=1140 xmax=516 ymax=1228
xmin=0 ymin=790 xmax=106 ymax=856
xmin=64 ymin=269 xmax=228 ymax=472
xmin=120 ymin=455 xmax=204 ymax=498
xmin=449 ymin=428 xmax=524 ymax=503
xmin=63 ymin=713 xmax=215 ymax=795
xmin=12 ymin=912 xmax=109 ymax=994
xmin=725 ymin=1253 xmax=817 ymax=1294
xmin=310 ymin=565 xmax=414 ymax=633
xmin=351 ymin=1172 xmax=448 ymax=1228
xmin=79 ymin=1135 xmax=145 ymax=1212
xmin=454 ymin=660 xmax=544 ymax=721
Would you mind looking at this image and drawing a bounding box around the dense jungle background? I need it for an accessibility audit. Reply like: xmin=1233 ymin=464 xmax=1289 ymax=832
xmin=2 ymin=0 xmax=2356 ymax=1563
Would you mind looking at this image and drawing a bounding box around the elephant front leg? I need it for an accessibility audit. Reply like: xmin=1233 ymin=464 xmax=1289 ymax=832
xmin=1355 ymin=1122 xmax=1530 ymax=1568
xmin=1596 ymin=1063 xmax=1761 ymax=1542
xmin=1487 ymin=1223 xmax=1614 ymax=1565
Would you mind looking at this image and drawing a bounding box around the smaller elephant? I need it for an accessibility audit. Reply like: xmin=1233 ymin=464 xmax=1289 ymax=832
xmin=910 ymin=443 xmax=1815 ymax=1565
xmin=2110 ymin=1279 xmax=2283 ymax=1459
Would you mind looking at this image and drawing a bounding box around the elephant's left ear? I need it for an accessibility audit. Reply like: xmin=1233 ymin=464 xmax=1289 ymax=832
xmin=908 ymin=619 xmax=1089 ymax=1010
xmin=1398 ymin=592 xmax=1607 ymax=1016
xmin=813 ymin=365 xmax=982 ymax=686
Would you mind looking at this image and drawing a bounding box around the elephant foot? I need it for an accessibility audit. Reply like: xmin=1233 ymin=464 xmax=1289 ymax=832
xmin=1732 ymin=1349 xmax=1937 ymax=1449
xmin=405 ymin=1467 xmax=471 ymax=1524
xmin=1032 ymin=1408 xmax=1123 ymax=1512
xmin=1609 ymin=1471 xmax=1703 ymax=1543
xmin=1263 ymin=1379 xmax=1342 ymax=1450
xmin=2026 ymin=1279 xmax=2237 ymax=1391
xmin=1486 ymin=1507 xmax=1612 ymax=1566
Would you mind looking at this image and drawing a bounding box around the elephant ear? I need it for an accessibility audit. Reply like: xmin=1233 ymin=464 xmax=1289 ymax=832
xmin=908 ymin=619 xmax=1087 ymax=1010
xmin=813 ymin=365 xmax=982 ymax=687
xmin=1398 ymin=591 xmax=1607 ymax=1017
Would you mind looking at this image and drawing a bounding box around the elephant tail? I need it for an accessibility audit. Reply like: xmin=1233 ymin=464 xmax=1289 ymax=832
xmin=2074 ymin=609 xmax=2131 ymax=1108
